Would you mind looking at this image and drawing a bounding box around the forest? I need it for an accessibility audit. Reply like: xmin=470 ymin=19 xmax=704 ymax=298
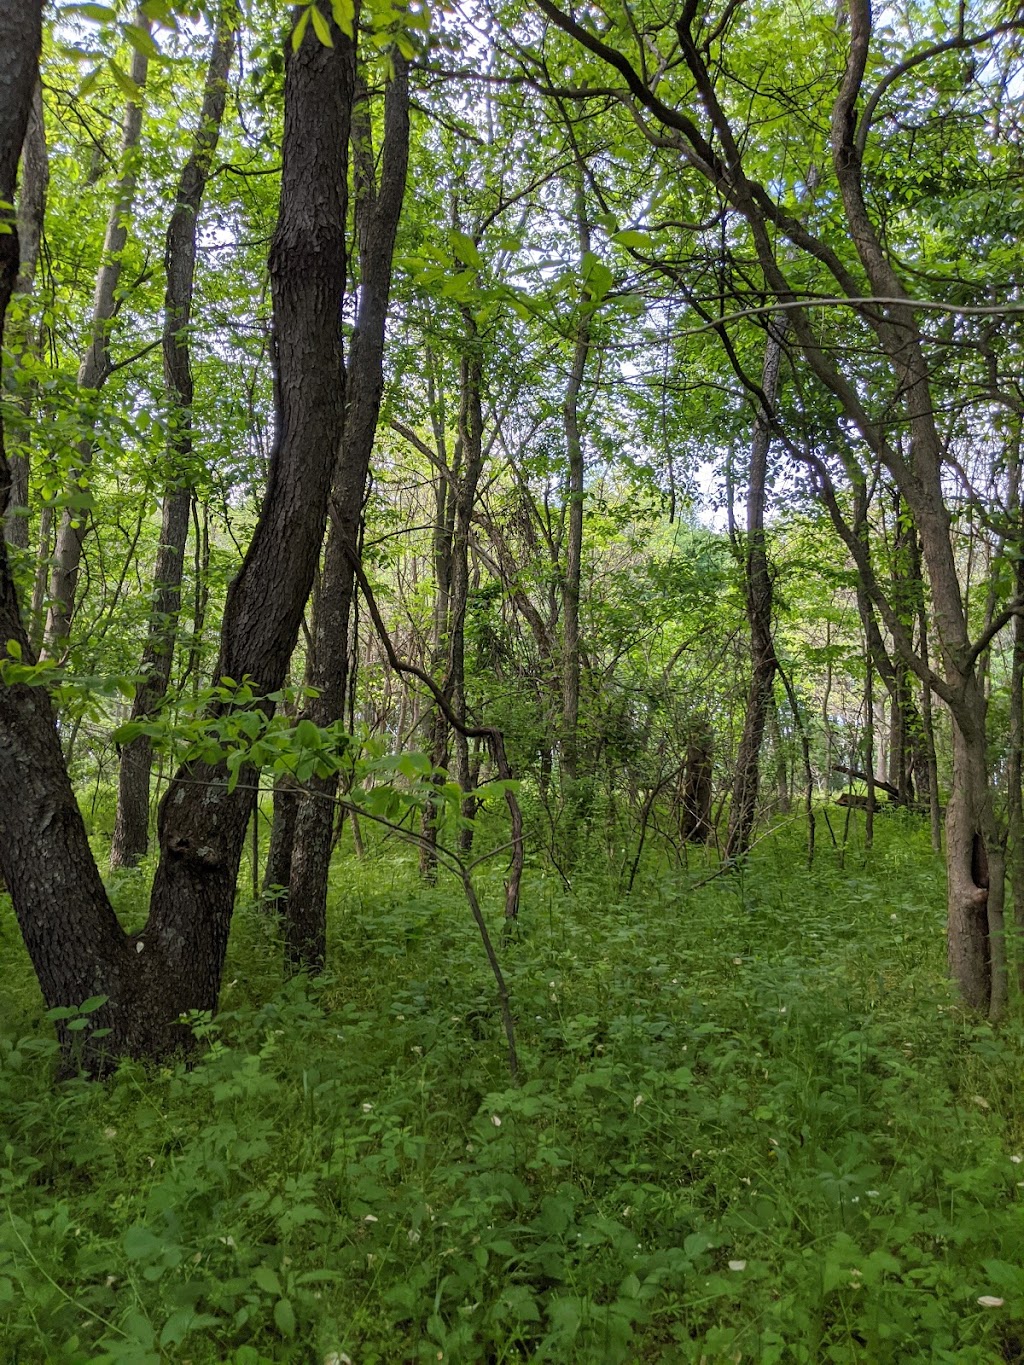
xmin=2 ymin=0 xmax=1024 ymax=1358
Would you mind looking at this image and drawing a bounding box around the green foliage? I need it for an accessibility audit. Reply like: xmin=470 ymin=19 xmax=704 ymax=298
xmin=3 ymin=822 xmax=1024 ymax=1362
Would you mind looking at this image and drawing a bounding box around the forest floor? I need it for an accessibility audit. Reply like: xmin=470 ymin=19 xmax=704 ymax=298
xmin=2 ymin=812 xmax=1024 ymax=1363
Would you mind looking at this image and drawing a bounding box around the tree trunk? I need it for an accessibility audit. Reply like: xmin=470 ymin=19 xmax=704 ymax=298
xmin=285 ymin=57 xmax=409 ymax=973
xmin=725 ymin=316 xmax=786 ymax=859
xmin=419 ymin=357 xmax=455 ymax=882
xmin=679 ymin=722 xmax=713 ymax=843
xmin=1009 ymin=575 xmax=1024 ymax=993
xmin=43 ymin=26 xmax=150 ymax=657
xmin=111 ymin=9 xmax=236 ymax=868
xmin=0 ymin=12 xmax=357 ymax=1065
xmin=3 ymin=80 xmax=47 ymax=556
xmin=0 ymin=2 xmax=130 ymax=1055
xmin=560 ymin=183 xmax=591 ymax=785
xmin=446 ymin=320 xmax=486 ymax=796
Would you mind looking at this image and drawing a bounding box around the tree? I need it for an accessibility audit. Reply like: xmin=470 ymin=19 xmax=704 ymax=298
xmin=532 ymin=0 xmax=1024 ymax=1013
xmin=110 ymin=4 xmax=238 ymax=869
xmin=284 ymin=51 xmax=411 ymax=971
xmin=0 ymin=9 xmax=357 ymax=1064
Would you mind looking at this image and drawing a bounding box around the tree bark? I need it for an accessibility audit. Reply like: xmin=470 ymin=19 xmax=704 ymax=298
xmin=0 ymin=2 xmax=130 ymax=1055
xmin=3 ymin=80 xmax=47 ymax=556
xmin=285 ymin=56 xmax=409 ymax=973
xmin=725 ymin=315 xmax=785 ymax=859
xmin=1 ymin=11 xmax=357 ymax=1065
xmin=679 ymin=722 xmax=713 ymax=844
xmin=111 ymin=8 xmax=236 ymax=868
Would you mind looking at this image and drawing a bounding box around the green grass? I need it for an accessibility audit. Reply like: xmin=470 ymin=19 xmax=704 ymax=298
xmin=3 ymin=815 xmax=1024 ymax=1363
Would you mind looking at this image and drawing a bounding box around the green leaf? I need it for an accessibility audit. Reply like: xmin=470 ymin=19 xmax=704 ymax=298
xmin=450 ymin=231 xmax=481 ymax=269
xmin=66 ymin=3 xmax=118 ymax=19
xmin=581 ymin=252 xmax=613 ymax=302
xmin=330 ymin=0 xmax=355 ymax=36
xmin=291 ymin=7 xmax=312 ymax=51
xmin=5 ymin=639 xmax=21 ymax=661
xmin=296 ymin=718 xmax=320 ymax=748
xmin=610 ymin=229 xmax=653 ymax=250
xmin=252 ymin=1266 xmax=282 ymax=1295
xmin=273 ymin=1297 xmax=296 ymax=1337
xmin=123 ymin=1225 xmax=163 ymax=1260
xmin=310 ymin=5 xmax=333 ymax=46
xmin=160 ymin=1308 xmax=220 ymax=1347
xmin=107 ymin=57 xmax=141 ymax=100
xmin=124 ymin=22 xmax=161 ymax=58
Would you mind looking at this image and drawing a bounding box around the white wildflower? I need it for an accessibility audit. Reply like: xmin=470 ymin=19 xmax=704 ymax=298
xmin=978 ymin=1296 xmax=1004 ymax=1308
xmin=728 ymin=1260 xmax=747 ymax=1272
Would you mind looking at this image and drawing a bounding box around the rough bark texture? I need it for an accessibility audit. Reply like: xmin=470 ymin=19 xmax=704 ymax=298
xmin=140 ymin=16 xmax=356 ymax=1032
xmin=679 ymin=725 xmax=713 ymax=844
xmin=43 ymin=29 xmax=150 ymax=657
xmin=725 ymin=317 xmax=785 ymax=860
xmin=0 ymin=3 xmax=42 ymax=362
xmin=265 ymin=773 xmax=300 ymax=897
xmin=828 ymin=0 xmax=1001 ymax=1010
xmin=0 ymin=2 xmax=134 ymax=1053
xmin=285 ymin=57 xmax=409 ymax=973
xmin=1 ymin=12 xmax=356 ymax=1065
xmin=111 ymin=11 xmax=236 ymax=868
xmin=3 ymin=80 xmax=47 ymax=554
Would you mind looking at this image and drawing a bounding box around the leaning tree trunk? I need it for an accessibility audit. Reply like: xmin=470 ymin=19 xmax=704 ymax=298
xmin=111 ymin=9 xmax=236 ymax=869
xmin=43 ymin=25 xmax=150 ymax=657
xmin=285 ymin=56 xmax=409 ymax=972
xmin=0 ymin=12 xmax=356 ymax=1065
xmin=725 ymin=315 xmax=786 ymax=860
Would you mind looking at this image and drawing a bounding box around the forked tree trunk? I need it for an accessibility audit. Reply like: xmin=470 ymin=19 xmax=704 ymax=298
xmin=285 ymin=57 xmax=409 ymax=972
xmin=111 ymin=9 xmax=236 ymax=868
xmin=0 ymin=14 xmax=356 ymax=1064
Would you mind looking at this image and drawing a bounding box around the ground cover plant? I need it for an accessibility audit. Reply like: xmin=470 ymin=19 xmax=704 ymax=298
xmin=4 ymin=818 xmax=1024 ymax=1364
xmin=5 ymin=2 xmax=1024 ymax=1363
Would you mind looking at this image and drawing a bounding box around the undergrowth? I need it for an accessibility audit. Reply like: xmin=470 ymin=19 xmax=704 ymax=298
xmin=2 ymin=816 xmax=1024 ymax=1363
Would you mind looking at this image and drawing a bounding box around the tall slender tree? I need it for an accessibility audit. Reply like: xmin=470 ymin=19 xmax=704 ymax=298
xmin=111 ymin=5 xmax=238 ymax=868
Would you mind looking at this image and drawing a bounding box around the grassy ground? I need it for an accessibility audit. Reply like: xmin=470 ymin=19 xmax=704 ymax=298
xmin=2 ymin=812 xmax=1024 ymax=1363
